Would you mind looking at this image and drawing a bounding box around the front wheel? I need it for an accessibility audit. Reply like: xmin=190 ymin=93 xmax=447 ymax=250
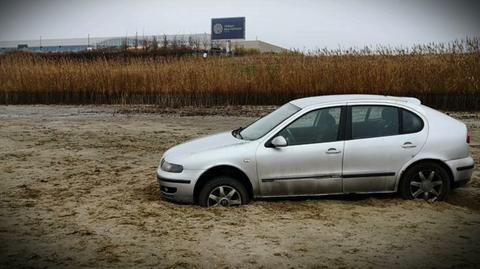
xmin=400 ymin=162 xmax=450 ymax=201
xmin=198 ymin=176 xmax=249 ymax=207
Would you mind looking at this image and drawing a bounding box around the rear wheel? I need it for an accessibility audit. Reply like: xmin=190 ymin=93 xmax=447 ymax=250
xmin=198 ymin=176 xmax=249 ymax=207
xmin=400 ymin=162 xmax=450 ymax=201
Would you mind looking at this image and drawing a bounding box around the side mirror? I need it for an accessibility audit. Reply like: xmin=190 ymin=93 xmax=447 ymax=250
xmin=271 ymin=136 xmax=288 ymax=148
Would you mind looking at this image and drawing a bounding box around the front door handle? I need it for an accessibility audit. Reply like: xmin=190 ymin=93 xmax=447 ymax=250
xmin=402 ymin=142 xmax=417 ymax=148
xmin=326 ymin=148 xmax=342 ymax=154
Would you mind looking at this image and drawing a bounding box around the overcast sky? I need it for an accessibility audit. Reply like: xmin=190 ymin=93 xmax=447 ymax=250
xmin=0 ymin=0 xmax=479 ymax=50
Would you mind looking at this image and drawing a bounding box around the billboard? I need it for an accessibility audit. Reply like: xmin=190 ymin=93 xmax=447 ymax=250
xmin=211 ymin=17 xmax=245 ymax=40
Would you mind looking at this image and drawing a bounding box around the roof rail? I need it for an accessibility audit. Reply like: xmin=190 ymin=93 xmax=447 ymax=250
xmin=388 ymin=96 xmax=421 ymax=105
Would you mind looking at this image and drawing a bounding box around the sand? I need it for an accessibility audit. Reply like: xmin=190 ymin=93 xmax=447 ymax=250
xmin=1 ymin=105 xmax=479 ymax=268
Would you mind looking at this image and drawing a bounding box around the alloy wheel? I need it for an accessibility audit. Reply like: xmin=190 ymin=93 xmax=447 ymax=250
xmin=207 ymin=185 xmax=242 ymax=207
xmin=409 ymin=170 xmax=444 ymax=201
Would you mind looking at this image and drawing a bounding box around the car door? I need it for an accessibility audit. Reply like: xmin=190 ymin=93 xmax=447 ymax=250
xmin=342 ymin=104 xmax=427 ymax=193
xmin=256 ymin=106 xmax=346 ymax=197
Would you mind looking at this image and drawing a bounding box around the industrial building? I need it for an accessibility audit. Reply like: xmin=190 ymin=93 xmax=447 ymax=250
xmin=0 ymin=34 xmax=286 ymax=54
xmin=230 ymin=40 xmax=286 ymax=53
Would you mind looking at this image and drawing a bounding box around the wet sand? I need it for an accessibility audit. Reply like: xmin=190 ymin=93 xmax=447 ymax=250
xmin=1 ymin=105 xmax=479 ymax=268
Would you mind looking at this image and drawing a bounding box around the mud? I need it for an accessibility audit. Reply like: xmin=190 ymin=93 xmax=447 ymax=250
xmin=1 ymin=105 xmax=479 ymax=268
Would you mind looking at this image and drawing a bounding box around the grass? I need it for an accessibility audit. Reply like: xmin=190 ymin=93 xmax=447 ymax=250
xmin=0 ymin=38 xmax=479 ymax=110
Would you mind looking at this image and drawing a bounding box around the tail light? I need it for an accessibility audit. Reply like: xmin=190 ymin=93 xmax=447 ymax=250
xmin=467 ymin=131 xmax=471 ymax=144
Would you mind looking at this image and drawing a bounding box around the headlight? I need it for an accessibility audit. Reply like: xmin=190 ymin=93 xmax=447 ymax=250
xmin=161 ymin=158 xmax=183 ymax=173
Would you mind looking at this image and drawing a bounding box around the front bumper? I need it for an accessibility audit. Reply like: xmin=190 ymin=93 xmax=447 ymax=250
xmin=156 ymin=168 xmax=204 ymax=204
xmin=446 ymin=156 xmax=475 ymax=186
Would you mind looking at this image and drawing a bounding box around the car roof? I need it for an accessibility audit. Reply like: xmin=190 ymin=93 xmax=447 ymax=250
xmin=290 ymin=94 xmax=421 ymax=108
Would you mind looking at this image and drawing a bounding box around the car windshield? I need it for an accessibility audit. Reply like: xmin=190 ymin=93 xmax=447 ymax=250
xmin=239 ymin=103 xmax=301 ymax=140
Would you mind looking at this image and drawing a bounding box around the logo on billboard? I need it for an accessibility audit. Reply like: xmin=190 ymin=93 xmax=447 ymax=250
xmin=213 ymin=23 xmax=223 ymax=34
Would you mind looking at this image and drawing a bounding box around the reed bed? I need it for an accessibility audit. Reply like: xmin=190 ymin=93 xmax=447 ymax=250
xmin=0 ymin=39 xmax=479 ymax=110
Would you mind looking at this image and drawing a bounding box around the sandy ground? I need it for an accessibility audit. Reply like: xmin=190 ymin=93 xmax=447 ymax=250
xmin=1 ymin=105 xmax=479 ymax=269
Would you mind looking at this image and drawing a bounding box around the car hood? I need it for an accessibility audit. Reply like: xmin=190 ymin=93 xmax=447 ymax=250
xmin=163 ymin=131 xmax=246 ymax=162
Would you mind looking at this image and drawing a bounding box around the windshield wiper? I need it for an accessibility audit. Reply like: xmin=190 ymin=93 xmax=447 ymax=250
xmin=232 ymin=127 xmax=244 ymax=139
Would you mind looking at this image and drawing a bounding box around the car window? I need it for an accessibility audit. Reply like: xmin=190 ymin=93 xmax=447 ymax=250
xmin=240 ymin=103 xmax=301 ymax=140
xmin=402 ymin=109 xmax=423 ymax=134
xmin=288 ymin=111 xmax=316 ymax=128
xmin=351 ymin=106 xmax=368 ymax=122
xmin=278 ymin=107 xmax=341 ymax=146
xmin=351 ymin=105 xmax=399 ymax=139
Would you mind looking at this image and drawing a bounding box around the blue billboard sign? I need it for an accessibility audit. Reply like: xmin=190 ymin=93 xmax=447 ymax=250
xmin=211 ymin=17 xmax=245 ymax=40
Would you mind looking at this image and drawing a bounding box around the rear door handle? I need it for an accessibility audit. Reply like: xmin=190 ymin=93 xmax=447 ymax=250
xmin=402 ymin=142 xmax=417 ymax=148
xmin=326 ymin=148 xmax=342 ymax=154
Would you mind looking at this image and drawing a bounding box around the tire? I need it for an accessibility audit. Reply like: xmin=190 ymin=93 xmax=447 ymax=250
xmin=198 ymin=176 xmax=249 ymax=207
xmin=399 ymin=161 xmax=450 ymax=201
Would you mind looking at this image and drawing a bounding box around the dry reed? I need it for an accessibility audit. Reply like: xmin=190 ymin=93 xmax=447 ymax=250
xmin=0 ymin=38 xmax=479 ymax=110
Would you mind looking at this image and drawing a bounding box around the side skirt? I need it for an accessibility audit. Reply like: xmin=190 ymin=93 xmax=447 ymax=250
xmin=255 ymin=190 xmax=397 ymax=199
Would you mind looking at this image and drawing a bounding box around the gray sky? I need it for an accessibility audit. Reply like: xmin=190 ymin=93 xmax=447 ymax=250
xmin=0 ymin=0 xmax=479 ymax=50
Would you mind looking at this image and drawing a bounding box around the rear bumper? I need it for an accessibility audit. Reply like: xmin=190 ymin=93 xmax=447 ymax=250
xmin=445 ymin=156 xmax=475 ymax=185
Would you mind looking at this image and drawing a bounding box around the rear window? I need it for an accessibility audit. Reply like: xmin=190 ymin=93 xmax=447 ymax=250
xmin=351 ymin=105 xmax=399 ymax=139
xmin=402 ymin=109 xmax=424 ymax=134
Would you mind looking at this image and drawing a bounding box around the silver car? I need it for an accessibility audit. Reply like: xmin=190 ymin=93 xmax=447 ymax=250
xmin=156 ymin=95 xmax=474 ymax=207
